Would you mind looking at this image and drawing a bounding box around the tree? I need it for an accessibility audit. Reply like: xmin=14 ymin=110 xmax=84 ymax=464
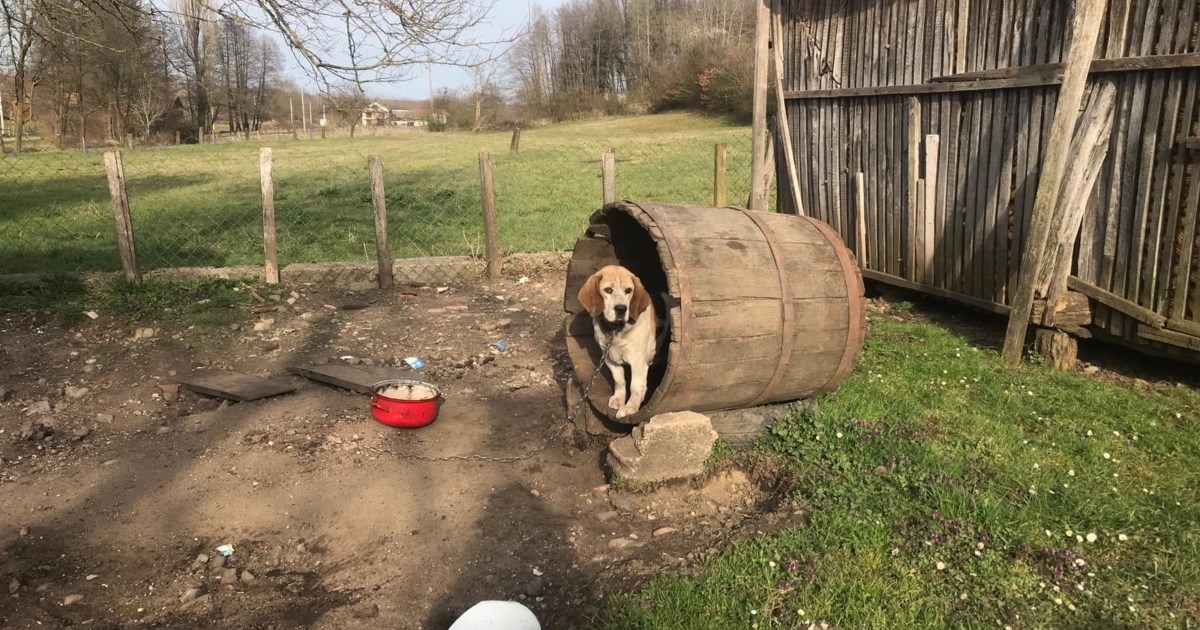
xmin=325 ymin=81 xmax=367 ymax=137
xmin=0 ymin=0 xmax=37 ymax=153
xmin=172 ymin=0 xmax=216 ymax=135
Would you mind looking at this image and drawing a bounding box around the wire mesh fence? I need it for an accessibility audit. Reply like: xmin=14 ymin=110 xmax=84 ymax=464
xmin=0 ymin=116 xmax=758 ymax=283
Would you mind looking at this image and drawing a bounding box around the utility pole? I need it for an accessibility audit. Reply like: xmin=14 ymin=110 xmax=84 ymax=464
xmin=289 ymin=97 xmax=294 ymax=129
xmin=300 ymin=90 xmax=308 ymax=133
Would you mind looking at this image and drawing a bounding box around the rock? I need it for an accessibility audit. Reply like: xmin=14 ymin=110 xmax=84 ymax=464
xmin=133 ymin=327 xmax=157 ymax=340
xmin=180 ymin=593 xmax=211 ymax=611
xmin=17 ymin=420 xmax=50 ymax=441
xmin=72 ymin=426 xmax=91 ymax=441
xmin=96 ymin=413 xmax=114 ymax=424
xmin=239 ymin=570 xmax=256 ymax=583
xmin=607 ymin=411 xmax=718 ymax=484
xmin=253 ymin=318 xmax=275 ymax=332
xmin=179 ymin=587 xmax=201 ymax=603
xmin=19 ymin=526 xmax=29 ymax=536
xmin=610 ymin=495 xmax=635 ymax=513
xmin=261 ymin=341 xmax=280 ymax=352
xmin=23 ymin=400 xmax=51 ymax=416
xmin=64 ymin=386 xmax=90 ymax=399
xmin=9 ymin=578 xmax=19 ymax=594
xmin=607 ymin=537 xmax=643 ymax=550
xmin=220 ymin=568 xmax=238 ymax=585
xmin=35 ymin=583 xmax=51 ymax=593
xmin=208 ymin=554 xmax=227 ymax=572
xmin=156 ymin=426 xmax=172 ymax=435
xmin=63 ymin=594 xmax=84 ymax=606
xmin=0 ymin=385 xmax=11 ymax=401
xmin=524 ymin=578 xmax=544 ymax=598
xmin=596 ymin=510 xmax=619 ymax=522
xmin=158 ymin=383 xmax=180 ymax=401
xmin=1083 ymin=365 xmax=1100 ymax=375
xmin=652 ymin=527 xmax=678 ymax=538
xmin=350 ymin=602 xmax=380 ymax=619
xmin=191 ymin=554 xmax=209 ymax=570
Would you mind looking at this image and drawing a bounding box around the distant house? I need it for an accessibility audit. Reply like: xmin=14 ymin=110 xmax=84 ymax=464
xmin=361 ymin=102 xmax=427 ymax=127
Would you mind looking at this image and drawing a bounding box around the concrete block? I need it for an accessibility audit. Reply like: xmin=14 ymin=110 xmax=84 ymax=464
xmin=607 ymin=411 xmax=717 ymax=483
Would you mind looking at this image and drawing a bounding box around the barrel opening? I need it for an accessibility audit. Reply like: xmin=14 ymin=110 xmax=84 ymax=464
xmin=565 ymin=205 xmax=674 ymax=422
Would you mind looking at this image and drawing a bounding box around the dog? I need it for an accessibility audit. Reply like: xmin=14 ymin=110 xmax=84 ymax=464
xmin=577 ymin=265 xmax=656 ymax=419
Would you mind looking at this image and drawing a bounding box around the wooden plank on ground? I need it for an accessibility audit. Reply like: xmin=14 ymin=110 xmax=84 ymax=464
xmin=1068 ymin=276 xmax=1167 ymax=327
xmin=182 ymin=372 xmax=296 ymax=402
xmin=288 ymin=364 xmax=409 ymax=395
xmin=861 ymin=268 xmax=1011 ymax=315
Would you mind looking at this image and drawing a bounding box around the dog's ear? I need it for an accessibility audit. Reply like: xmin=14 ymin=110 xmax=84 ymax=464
xmin=577 ymin=271 xmax=604 ymax=317
xmin=630 ymin=274 xmax=652 ymax=320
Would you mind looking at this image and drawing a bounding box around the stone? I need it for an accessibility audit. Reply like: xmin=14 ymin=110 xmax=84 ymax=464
xmin=63 ymin=594 xmax=84 ymax=606
xmin=596 ymin=510 xmax=618 ymax=522
xmin=239 ymin=570 xmax=256 ymax=583
xmin=0 ymin=385 xmax=11 ymax=401
xmin=180 ymin=593 xmax=211 ymax=611
xmin=350 ymin=602 xmax=380 ymax=619
xmin=179 ymin=587 xmax=201 ymax=603
xmin=607 ymin=411 xmax=718 ymax=484
xmin=524 ymin=578 xmax=544 ymax=598
xmin=191 ymin=554 xmax=209 ymax=570
xmin=652 ymin=527 xmax=678 ymax=537
xmin=72 ymin=426 xmax=91 ymax=441
xmin=607 ymin=537 xmax=643 ymax=550
xmin=96 ymin=413 xmax=114 ymax=424
xmin=610 ymin=495 xmax=635 ymax=513
xmin=208 ymin=554 xmax=227 ymax=572
xmin=253 ymin=318 xmax=275 ymax=332
xmin=9 ymin=578 xmax=19 ymax=594
xmin=133 ymin=327 xmax=157 ymax=340
xmin=23 ymin=400 xmax=51 ymax=416
xmin=64 ymin=386 xmax=90 ymax=399
xmin=158 ymin=383 xmax=181 ymax=401
xmin=220 ymin=568 xmax=238 ymax=585
xmin=19 ymin=526 xmax=29 ymax=536
xmin=1083 ymin=365 xmax=1100 ymax=375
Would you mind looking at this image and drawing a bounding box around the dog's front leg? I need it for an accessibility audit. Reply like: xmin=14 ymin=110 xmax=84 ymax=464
xmin=606 ymin=359 xmax=627 ymax=412
xmin=616 ymin=361 xmax=649 ymax=419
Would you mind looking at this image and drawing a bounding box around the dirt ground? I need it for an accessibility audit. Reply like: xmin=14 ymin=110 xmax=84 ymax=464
xmin=0 ymin=266 xmax=801 ymax=629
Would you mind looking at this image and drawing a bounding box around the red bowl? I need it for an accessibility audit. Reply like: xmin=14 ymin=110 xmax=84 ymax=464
xmin=369 ymin=380 xmax=443 ymax=429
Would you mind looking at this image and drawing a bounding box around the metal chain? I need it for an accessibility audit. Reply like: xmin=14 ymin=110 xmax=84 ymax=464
xmin=360 ymin=333 xmax=613 ymax=464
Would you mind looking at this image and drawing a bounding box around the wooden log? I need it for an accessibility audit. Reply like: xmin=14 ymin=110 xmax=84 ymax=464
xmin=714 ymin=143 xmax=728 ymax=207
xmin=258 ymin=148 xmax=279 ymax=284
xmin=368 ymin=155 xmax=394 ymax=290
xmin=1031 ymin=289 xmax=1093 ymax=327
xmin=749 ymin=0 xmax=772 ymax=211
xmin=1002 ymin=0 xmax=1110 ymax=364
xmin=772 ymin=1 xmax=805 ymax=216
xmin=103 ymin=151 xmax=141 ymax=283
xmin=1034 ymin=328 xmax=1079 ymax=370
xmin=479 ymin=152 xmax=501 ymax=281
xmin=602 ymin=148 xmax=617 ymax=205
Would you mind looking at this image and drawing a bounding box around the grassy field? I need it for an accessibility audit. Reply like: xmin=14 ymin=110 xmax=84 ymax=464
xmin=0 ymin=113 xmax=755 ymax=274
xmin=603 ymin=305 xmax=1200 ymax=629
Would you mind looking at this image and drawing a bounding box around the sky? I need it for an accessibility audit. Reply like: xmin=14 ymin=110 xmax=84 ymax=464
xmin=278 ymin=0 xmax=570 ymax=101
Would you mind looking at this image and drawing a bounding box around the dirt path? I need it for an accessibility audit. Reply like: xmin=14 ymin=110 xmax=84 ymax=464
xmin=0 ymin=269 xmax=791 ymax=629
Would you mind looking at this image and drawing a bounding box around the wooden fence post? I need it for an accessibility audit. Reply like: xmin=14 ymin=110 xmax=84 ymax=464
xmin=103 ymin=150 xmax=141 ymax=282
xmin=771 ymin=0 xmax=804 ymax=216
xmin=906 ymin=97 xmax=921 ymax=280
xmin=714 ymin=143 xmax=728 ymax=206
xmin=368 ymin=155 xmax=394 ymax=289
xmin=924 ymin=134 xmax=940 ymax=285
xmin=748 ymin=0 xmax=771 ymax=211
xmin=602 ymin=148 xmax=617 ymax=205
xmin=855 ymin=171 xmax=868 ymax=268
xmin=510 ymin=127 xmax=522 ymax=155
xmin=259 ymin=147 xmax=279 ymax=284
xmin=1002 ymin=0 xmax=1109 ymax=364
xmin=174 ymin=130 xmax=181 ymax=146
xmin=479 ymin=152 xmax=501 ymax=281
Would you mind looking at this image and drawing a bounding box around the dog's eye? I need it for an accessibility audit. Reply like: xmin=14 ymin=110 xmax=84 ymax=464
xmin=624 ymin=288 xmax=633 ymax=294
xmin=603 ymin=287 xmax=613 ymax=294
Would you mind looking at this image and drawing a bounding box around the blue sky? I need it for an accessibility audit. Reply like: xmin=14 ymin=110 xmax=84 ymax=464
xmin=280 ymin=0 xmax=569 ymax=100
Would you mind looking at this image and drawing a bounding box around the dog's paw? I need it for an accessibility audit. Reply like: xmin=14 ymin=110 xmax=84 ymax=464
xmin=608 ymin=394 xmax=625 ymax=411
xmin=616 ymin=403 xmax=640 ymax=419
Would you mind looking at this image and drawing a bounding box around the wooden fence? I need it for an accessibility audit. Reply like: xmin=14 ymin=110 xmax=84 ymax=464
xmin=773 ymin=0 xmax=1200 ymax=363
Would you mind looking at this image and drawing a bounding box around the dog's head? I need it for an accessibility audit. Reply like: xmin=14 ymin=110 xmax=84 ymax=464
xmin=578 ymin=264 xmax=651 ymax=326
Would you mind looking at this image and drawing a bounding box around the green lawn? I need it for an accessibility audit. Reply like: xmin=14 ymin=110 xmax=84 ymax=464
xmin=0 ymin=113 xmax=755 ymax=274
xmin=603 ymin=306 xmax=1200 ymax=629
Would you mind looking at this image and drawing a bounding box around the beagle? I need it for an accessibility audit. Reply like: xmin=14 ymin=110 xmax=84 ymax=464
xmin=577 ymin=265 xmax=657 ymax=419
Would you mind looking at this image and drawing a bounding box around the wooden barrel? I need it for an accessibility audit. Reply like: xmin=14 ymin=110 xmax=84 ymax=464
xmin=564 ymin=201 xmax=865 ymax=424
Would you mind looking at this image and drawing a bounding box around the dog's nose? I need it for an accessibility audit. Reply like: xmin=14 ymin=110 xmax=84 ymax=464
xmin=614 ymin=304 xmax=628 ymax=315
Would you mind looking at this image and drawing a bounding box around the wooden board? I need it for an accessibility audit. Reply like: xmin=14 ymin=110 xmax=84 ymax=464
xmin=182 ymin=372 xmax=296 ymax=402
xmin=288 ymin=364 xmax=409 ymax=395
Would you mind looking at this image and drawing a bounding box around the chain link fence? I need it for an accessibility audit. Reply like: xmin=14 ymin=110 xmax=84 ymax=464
xmin=1 ymin=116 xmax=758 ymax=283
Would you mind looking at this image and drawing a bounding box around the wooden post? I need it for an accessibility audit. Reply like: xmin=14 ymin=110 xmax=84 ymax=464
xmin=771 ymin=0 xmax=804 ymax=216
xmin=368 ymin=155 xmax=394 ymax=289
xmin=479 ymin=152 xmax=501 ymax=281
xmin=714 ymin=143 xmax=728 ymax=206
xmin=259 ymin=148 xmax=279 ymax=284
xmin=855 ymin=172 xmax=868 ymax=268
xmin=924 ymin=134 xmax=940 ymax=284
xmin=1002 ymin=0 xmax=1109 ymax=364
xmin=510 ymin=127 xmax=522 ymax=155
xmin=906 ymin=97 xmax=921 ymax=280
xmin=174 ymin=130 xmax=181 ymax=146
xmin=749 ymin=0 xmax=771 ymax=211
xmin=103 ymin=151 xmax=140 ymax=282
xmin=602 ymin=148 xmax=617 ymax=205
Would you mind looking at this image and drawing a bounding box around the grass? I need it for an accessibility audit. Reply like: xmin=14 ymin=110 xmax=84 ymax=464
xmin=0 ymin=276 xmax=253 ymax=327
xmin=0 ymin=113 xmax=756 ymax=274
xmin=602 ymin=309 xmax=1200 ymax=629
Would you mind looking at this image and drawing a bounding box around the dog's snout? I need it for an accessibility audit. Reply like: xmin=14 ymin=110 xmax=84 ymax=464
xmin=614 ymin=304 xmax=628 ymax=315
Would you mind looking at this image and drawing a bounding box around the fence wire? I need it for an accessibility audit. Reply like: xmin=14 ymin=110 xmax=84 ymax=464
xmin=0 ymin=121 xmax=757 ymax=282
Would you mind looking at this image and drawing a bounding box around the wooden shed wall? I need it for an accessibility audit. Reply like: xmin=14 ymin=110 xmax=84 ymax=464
xmin=779 ymin=0 xmax=1200 ymax=356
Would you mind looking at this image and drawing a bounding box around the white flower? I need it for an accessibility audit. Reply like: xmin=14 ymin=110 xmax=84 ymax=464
xmin=1068 ymin=469 xmax=1075 ymax=476
xmin=769 ymin=561 xmax=776 ymax=568
xmin=1054 ymin=598 xmax=1063 ymax=605
xmin=1033 ymin=463 xmax=1040 ymax=469
xmin=797 ymin=609 xmax=806 ymax=617
xmin=836 ymin=432 xmax=843 ymax=438
xmin=1087 ymin=430 xmax=1093 ymax=436
xmin=1066 ymin=529 xmax=1074 ymax=536
xmin=1118 ymin=534 xmax=1128 ymax=541
xmin=1045 ymin=530 xmax=1053 ymax=537
xmin=936 ymin=561 xmax=946 ymax=570
xmin=1076 ymin=535 xmax=1084 ymax=543
xmin=1103 ymin=452 xmax=1111 ymax=459
xmin=1086 ymin=533 xmax=1097 ymax=543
